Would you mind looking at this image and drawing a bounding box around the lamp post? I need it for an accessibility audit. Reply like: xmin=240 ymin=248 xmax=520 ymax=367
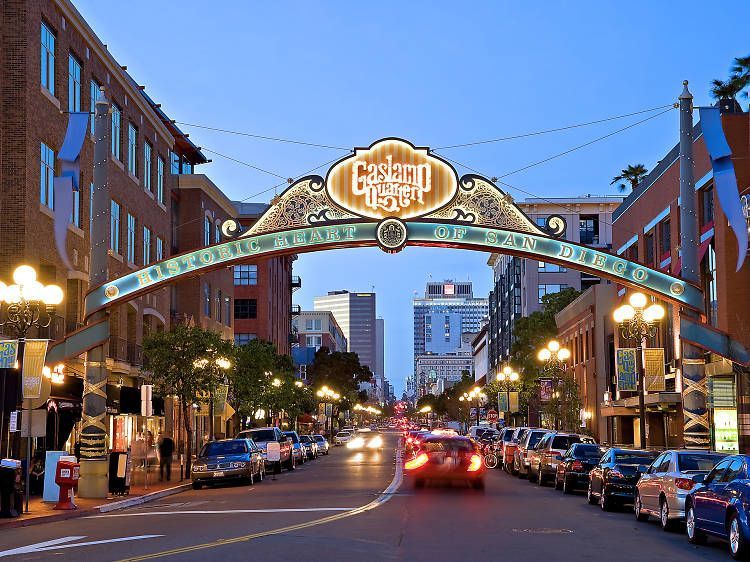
xmin=193 ymin=355 xmax=231 ymax=442
xmin=498 ymin=365 xmax=520 ymax=424
xmin=613 ymin=292 xmax=665 ymax=449
xmin=537 ymin=340 xmax=571 ymax=430
xmin=459 ymin=387 xmax=487 ymax=427
xmin=0 ymin=265 xmax=63 ymax=513
xmin=418 ymin=405 xmax=432 ymax=428
xmin=316 ymin=386 xmax=340 ymax=437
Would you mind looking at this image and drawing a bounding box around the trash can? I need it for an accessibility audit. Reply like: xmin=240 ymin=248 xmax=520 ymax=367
xmin=108 ymin=451 xmax=130 ymax=496
xmin=0 ymin=459 xmax=23 ymax=518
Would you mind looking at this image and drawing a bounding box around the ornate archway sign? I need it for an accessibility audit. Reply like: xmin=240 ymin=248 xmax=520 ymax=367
xmin=85 ymin=138 xmax=702 ymax=318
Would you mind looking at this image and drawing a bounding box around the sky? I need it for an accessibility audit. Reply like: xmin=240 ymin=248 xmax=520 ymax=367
xmin=75 ymin=0 xmax=750 ymax=396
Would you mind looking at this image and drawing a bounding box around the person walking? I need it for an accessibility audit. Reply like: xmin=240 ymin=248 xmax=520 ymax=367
xmin=158 ymin=433 xmax=175 ymax=482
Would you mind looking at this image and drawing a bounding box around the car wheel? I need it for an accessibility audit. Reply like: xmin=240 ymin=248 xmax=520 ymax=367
xmin=192 ymin=481 xmax=202 ymax=490
xmin=635 ymin=492 xmax=649 ymax=522
xmin=600 ymin=489 xmax=612 ymax=511
xmin=528 ymin=468 xmax=537 ymax=483
xmin=554 ymin=474 xmax=563 ymax=490
xmin=686 ymin=504 xmax=707 ymax=544
xmin=414 ymin=478 xmax=425 ymax=489
xmin=563 ymin=476 xmax=573 ymax=495
xmin=660 ymin=497 xmax=676 ymax=531
xmin=587 ymin=482 xmax=597 ymax=505
xmin=729 ymin=513 xmax=748 ymax=560
xmin=537 ymin=470 xmax=546 ymax=486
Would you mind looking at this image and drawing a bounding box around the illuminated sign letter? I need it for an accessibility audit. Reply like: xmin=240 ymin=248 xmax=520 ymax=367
xmin=558 ymin=245 xmax=574 ymax=259
xmin=486 ymin=232 xmax=497 ymax=244
xmin=293 ymin=232 xmax=306 ymax=245
xmin=613 ymin=261 xmax=626 ymax=274
xmin=137 ymin=271 xmax=152 ymax=287
xmin=592 ymin=254 xmax=607 ymax=269
xmin=521 ymin=236 xmax=536 ymax=250
xmin=453 ymin=227 xmax=467 ymax=241
xmin=633 ymin=268 xmax=648 ymax=281
xmin=181 ymin=255 xmax=196 ymax=270
xmin=218 ymin=245 xmax=232 ymax=260
xmin=435 ymin=226 xmax=449 ymax=239
xmin=502 ymin=234 xmax=515 ymax=247
xmin=198 ymin=251 xmax=214 ymax=265
xmin=274 ymin=235 xmax=288 ymax=248
xmin=166 ymin=260 xmax=180 ymax=275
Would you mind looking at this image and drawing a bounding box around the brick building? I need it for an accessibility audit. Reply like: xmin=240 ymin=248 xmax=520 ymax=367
xmin=293 ymin=311 xmax=347 ymax=352
xmin=611 ymin=108 xmax=750 ymax=452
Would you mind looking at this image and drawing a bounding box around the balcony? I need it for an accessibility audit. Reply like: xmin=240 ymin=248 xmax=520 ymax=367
xmin=108 ymin=336 xmax=143 ymax=367
xmin=290 ymin=304 xmax=301 ymax=317
xmin=291 ymin=275 xmax=302 ymax=292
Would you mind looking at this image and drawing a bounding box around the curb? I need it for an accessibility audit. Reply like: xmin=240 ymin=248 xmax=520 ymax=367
xmin=0 ymin=482 xmax=191 ymax=529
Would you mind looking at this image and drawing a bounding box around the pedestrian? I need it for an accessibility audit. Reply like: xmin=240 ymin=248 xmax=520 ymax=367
xmin=158 ymin=433 xmax=174 ymax=482
xmin=29 ymin=455 xmax=45 ymax=496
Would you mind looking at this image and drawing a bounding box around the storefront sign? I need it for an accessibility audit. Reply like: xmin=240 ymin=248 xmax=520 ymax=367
xmin=616 ymin=348 xmax=638 ymax=391
xmin=0 ymin=340 xmax=18 ymax=369
xmin=644 ymin=348 xmax=666 ymax=392
xmin=9 ymin=410 xmax=18 ymax=432
xmin=22 ymin=339 xmax=48 ymax=399
xmin=713 ymin=408 xmax=739 ymax=453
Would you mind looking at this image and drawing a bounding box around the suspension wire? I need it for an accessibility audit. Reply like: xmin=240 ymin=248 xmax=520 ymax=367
xmin=434 ymin=104 xmax=675 ymax=149
xmin=201 ymin=147 xmax=288 ymax=181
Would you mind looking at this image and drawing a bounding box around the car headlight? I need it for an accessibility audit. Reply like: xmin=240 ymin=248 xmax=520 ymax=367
xmin=347 ymin=437 xmax=365 ymax=449
xmin=367 ymin=436 xmax=383 ymax=448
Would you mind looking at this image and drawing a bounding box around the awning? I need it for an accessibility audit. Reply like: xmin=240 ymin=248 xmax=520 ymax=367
xmin=671 ymin=236 xmax=712 ymax=276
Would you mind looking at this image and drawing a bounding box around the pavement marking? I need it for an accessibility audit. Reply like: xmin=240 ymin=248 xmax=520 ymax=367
xmin=0 ymin=535 xmax=164 ymax=557
xmin=119 ymin=448 xmax=404 ymax=561
xmin=86 ymin=507 xmax=358 ymax=518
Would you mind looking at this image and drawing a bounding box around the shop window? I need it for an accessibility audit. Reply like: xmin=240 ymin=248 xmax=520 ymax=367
xmin=659 ymin=219 xmax=671 ymax=255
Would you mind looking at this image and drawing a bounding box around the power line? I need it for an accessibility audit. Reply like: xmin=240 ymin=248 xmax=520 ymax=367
xmin=173 ymin=121 xmax=350 ymax=151
xmin=201 ymin=147 xmax=289 ymax=181
xmin=433 ymin=104 xmax=675 ymax=149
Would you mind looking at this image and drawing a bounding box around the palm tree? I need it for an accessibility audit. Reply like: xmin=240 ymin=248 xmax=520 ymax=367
xmin=730 ymin=55 xmax=750 ymax=97
xmin=710 ymin=77 xmax=744 ymax=100
xmin=610 ymin=164 xmax=649 ymax=193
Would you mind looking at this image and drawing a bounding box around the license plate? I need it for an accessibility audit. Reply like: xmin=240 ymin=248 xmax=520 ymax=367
xmin=213 ymin=471 xmax=224 ymax=477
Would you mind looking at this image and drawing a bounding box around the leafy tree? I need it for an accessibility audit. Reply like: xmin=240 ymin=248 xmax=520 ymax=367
xmin=539 ymin=369 xmax=582 ymax=432
xmin=231 ymin=339 xmax=285 ymax=429
xmin=610 ymin=164 xmax=649 ymax=193
xmin=308 ymin=347 xmax=373 ymax=395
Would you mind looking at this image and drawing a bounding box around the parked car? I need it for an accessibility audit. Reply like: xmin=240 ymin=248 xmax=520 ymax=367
xmin=468 ymin=425 xmax=496 ymax=440
xmin=635 ymin=450 xmax=725 ymax=530
xmin=587 ymin=448 xmax=659 ymax=511
xmin=236 ymin=427 xmax=294 ymax=472
xmin=513 ymin=429 xmax=548 ymax=478
xmin=405 ymin=433 xmax=485 ymax=490
xmin=313 ymin=434 xmax=330 ymax=455
xmin=334 ymin=430 xmax=353 ymax=446
xmin=191 ymin=438 xmax=265 ymax=489
xmin=686 ymin=455 xmax=750 ymax=559
xmin=529 ymin=431 xmax=587 ymax=485
xmin=503 ymin=427 xmax=529 ymax=474
xmin=283 ymin=431 xmax=306 ymax=464
xmin=555 ymin=443 xmax=606 ymax=493
xmin=298 ymin=434 xmax=318 ymax=460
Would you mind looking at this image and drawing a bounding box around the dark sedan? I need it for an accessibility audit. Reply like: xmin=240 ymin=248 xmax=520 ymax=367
xmin=191 ymin=438 xmax=265 ymax=489
xmin=587 ymin=448 xmax=658 ymax=511
xmin=405 ymin=434 xmax=485 ymax=490
xmin=555 ymin=443 xmax=606 ymax=493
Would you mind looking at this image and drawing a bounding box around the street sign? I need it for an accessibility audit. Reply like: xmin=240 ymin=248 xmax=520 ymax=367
xmin=487 ymin=410 xmax=499 ymax=423
xmin=9 ymin=411 xmax=18 ymax=432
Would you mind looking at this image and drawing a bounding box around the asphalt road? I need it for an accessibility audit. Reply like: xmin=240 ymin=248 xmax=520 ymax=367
xmin=0 ymin=434 xmax=733 ymax=561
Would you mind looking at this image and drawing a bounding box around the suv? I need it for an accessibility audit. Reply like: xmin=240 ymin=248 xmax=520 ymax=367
xmin=283 ymin=431 xmax=306 ymax=464
xmin=529 ymin=432 xmax=586 ymax=485
xmin=237 ymin=427 xmax=294 ymax=472
xmin=513 ymin=428 xmax=548 ymax=478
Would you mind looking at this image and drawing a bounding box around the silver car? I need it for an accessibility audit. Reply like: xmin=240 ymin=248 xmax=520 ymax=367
xmin=635 ymin=450 xmax=725 ymax=530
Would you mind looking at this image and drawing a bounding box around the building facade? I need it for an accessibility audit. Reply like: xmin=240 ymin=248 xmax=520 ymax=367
xmin=375 ymin=318 xmax=385 ymax=401
xmin=292 ymin=311 xmax=347 ymax=352
xmin=472 ymin=325 xmax=489 ymax=384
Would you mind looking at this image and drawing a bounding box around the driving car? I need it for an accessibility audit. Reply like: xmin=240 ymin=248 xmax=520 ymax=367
xmin=283 ymin=431 xmax=307 ymax=464
xmin=513 ymin=428 xmax=547 ymax=478
xmin=334 ymin=430 xmax=353 ymax=446
xmin=685 ymin=455 xmax=750 ymax=559
xmin=587 ymin=447 xmax=659 ymax=511
xmin=313 ymin=434 xmax=330 ymax=455
xmin=236 ymin=427 xmax=294 ymax=472
xmin=554 ymin=442 xmax=606 ymax=493
xmin=405 ymin=430 xmax=428 ymax=456
xmin=347 ymin=431 xmax=385 ymax=450
xmin=405 ymin=433 xmax=485 ymax=490
xmin=299 ymin=434 xmax=318 ymax=460
xmin=191 ymin=438 xmax=265 ymax=489
xmin=635 ymin=450 xmax=725 ymax=530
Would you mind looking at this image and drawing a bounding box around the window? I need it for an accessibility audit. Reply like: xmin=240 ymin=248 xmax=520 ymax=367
xmin=224 ymin=297 xmax=231 ymax=326
xmin=701 ymin=186 xmax=714 ymax=227
xmin=204 ymin=216 xmax=211 ymax=246
xmin=203 ymin=283 xmax=211 ymax=317
xmin=704 ymin=243 xmax=718 ymax=327
xmin=110 ymin=200 xmax=121 ymax=254
xmin=538 ymin=261 xmax=566 ymax=272
xmin=305 ymin=318 xmax=322 ymax=331
xmin=127 ymin=124 xmax=137 ymax=176
xmin=214 ymin=221 xmax=220 ymax=244
xmin=579 ymin=215 xmax=599 ymax=245
xmin=182 ymin=160 xmax=193 ymax=174
xmin=111 ymin=104 xmax=121 ymax=159
xmin=142 ymin=226 xmax=151 ymax=264
xmin=216 ymin=290 xmax=222 ymax=323
xmin=306 ymin=335 xmax=323 ymax=350
xmin=41 ymin=23 xmax=55 ymax=94
xmin=89 ymin=182 xmax=94 ymax=237
xmin=89 ymin=80 xmax=100 ymax=134
xmin=126 ymin=213 xmax=136 ymax=263
xmin=720 ymin=459 xmax=745 ymax=483
xmin=40 ymin=142 xmax=55 ymax=209
xmin=234 ymin=299 xmax=257 ymax=319
xmin=659 ymin=220 xmax=671 ymax=255
xmin=704 ymin=459 xmax=731 ymax=484
xmin=644 ymin=231 xmax=654 ymax=265
xmin=535 ymin=217 xmax=547 ymax=228
xmin=156 ymin=157 xmax=165 ymax=203
xmin=170 ymin=151 xmax=180 ymax=174
xmin=538 ymin=284 xmax=567 ymax=303
xmin=70 ymin=188 xmax=80 ymax=227
xmin=156 ymin=236 xmax=164 ymax=261
xmin=143 ymin=142 xmax=152 ymax=192
xmin=234 ymin=265 xmax=258 ymax=285
xmin=68 ymin=54 xmax=81 ymax=112
xmin=235 ymin=333 xmax=256 ymax=346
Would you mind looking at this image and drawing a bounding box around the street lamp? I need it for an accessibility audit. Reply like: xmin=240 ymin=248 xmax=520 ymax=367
xmin=498 ymin=365 xmax=520 ymax=424
xmin=613 ymin=292 xmax=665 ymax=449
xmin=459 ymin=387 xmax=487 ymax=427
xmin=0 ymin=265 xmax=63 ymax=513
xmin=316 ymin=386 xmax=340 ymax=437
xmin=537 ymin=340 xmax=571 ymax=430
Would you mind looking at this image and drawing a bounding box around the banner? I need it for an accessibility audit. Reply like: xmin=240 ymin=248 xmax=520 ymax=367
xmin=213 ymin=384 xmax=229 ymax=413
xmin=539 ymin=379 xmax=553 ymax=402
xmin=497 ymin=392 xmax=509 ymax=412
xmin=616 ymin=348 xmax=638 ymax=391
xmin=644 ymin=348 xmax=666 ymax=392
xmin=22 ymin=339 xmax=48 ymax=399
xmin=509 ymin=391 xmax=520 ymax=413
xmin=0 ymin=340 xmax=19 ymax=369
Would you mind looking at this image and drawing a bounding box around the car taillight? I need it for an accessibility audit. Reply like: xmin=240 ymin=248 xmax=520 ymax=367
xmin=407 ymin=437 xmax=414 ymax=444
xmin=467 ymin=454 xmax=483 ymax=472
xmin=675 ymin=477 xmax=695 ymax=491
xmin=405 ymin=453 xmax=429 ymax=470
xmin=571 ymin=460 xmax=584 ymax=471
xmin=609 ymin=470 xmax=624 ymax=479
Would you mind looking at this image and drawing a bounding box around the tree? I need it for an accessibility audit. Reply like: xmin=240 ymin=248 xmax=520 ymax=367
xmin=142 ymin=325 xmax=226 ymax=474
xmin=539 ymin=369 xmax=582 ymax=432
xmin=710 ymin=77 xmax=745 ymax=100
xmin=730 ymin=55 xmax=750 ymax=96
xmin=230 ymin=339 xmax=283 ymax=429
xmin=610 ymin=164 xmax=649 ymax=193
xmin=307 ymin=347 xmax=374 ymax=421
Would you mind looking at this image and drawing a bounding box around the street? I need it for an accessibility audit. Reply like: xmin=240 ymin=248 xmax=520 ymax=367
xmin=0 ymin=435 xmax=731 ymax=561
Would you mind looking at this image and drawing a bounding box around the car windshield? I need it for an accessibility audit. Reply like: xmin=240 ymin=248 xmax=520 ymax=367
xmin=502 ymin=430 xmax=514 ymax=442
xmin=284 ymin=432 xmax=299 ymax=443
xmin=615 ymin=452 xmax=658 ymax=464
xmin=527 ymin=431 xmax=546 ymax=448
xmin=337 ymin=432 xmax=350 ymax=437
xmin=247 ymin=429 xmax=277 ymax=442
xmin=552 ymin=435 xmax=580 ymax=449
xmin=574 ymin=444 xmax=605 ymax=459
xmin=422 ymin=439 xmax=474 ymax=453
xmin=678 ymin=453 xmax=725 ymax=472
xmin=515 ymin=429 xmax=528 ymax=442
xmin=314 ymin=436 xmax=325 ymax=442
xmin=200 ymin=441 xmax=247 ymax=457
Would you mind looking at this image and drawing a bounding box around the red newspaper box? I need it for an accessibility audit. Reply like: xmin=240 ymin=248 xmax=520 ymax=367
xmin=53 ymin=458 xmax=79 ymax=510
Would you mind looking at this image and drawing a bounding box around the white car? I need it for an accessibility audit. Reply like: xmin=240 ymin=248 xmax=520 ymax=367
xmin=334 ymin=431 xmax=353 ymax=446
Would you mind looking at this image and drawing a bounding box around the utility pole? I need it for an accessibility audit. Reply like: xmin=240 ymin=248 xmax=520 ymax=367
xmin=678 ymin=81 xmax=710 ymax=450
xmin=78 ymin=91 xmax=111 ymax=497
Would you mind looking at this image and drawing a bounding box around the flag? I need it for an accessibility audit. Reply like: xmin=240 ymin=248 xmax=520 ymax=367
xmin=22 ymin=340 xmax=48 ymax=399
xmin=616 ymin=348 xmax=638 ymax=391
xmin=644 ymin=348 xmax=666 ymax=392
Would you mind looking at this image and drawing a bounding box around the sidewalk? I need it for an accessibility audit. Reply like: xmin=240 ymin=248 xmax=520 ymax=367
xmin=0 ymin=463 xmax=191 ymax=530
